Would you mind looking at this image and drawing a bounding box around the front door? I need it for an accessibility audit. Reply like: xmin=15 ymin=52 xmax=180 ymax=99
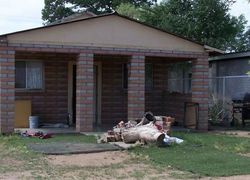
xmin=68 ymin=62 xmax=101 ymax=127
xmin=94 ymin=62 xmax=102 ymax=127
xmin=72 ymin=64 xmax=77 ymax=124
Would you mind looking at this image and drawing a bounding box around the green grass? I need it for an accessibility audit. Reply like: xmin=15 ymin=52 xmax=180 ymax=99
xmin=131 ymin=132 xmax=250 ymax=177
xmin=1 ymin=132 xmax=250 ymax=178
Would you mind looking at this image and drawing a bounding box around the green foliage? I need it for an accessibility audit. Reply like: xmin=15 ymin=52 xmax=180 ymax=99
xmin=116 ymin=3 xmax=141 ymax=19
xmin=42 ymin=0 xmax=74 ymax=24
xmin=208 ymin=98 xmax=225 ymax=124
xmin=140 ymin=0 xmax=248 ymax=51
xmin=42 ymin=0 xmax=156 ymax=24
xmin=131 ymin=132 xmax=250 ymax=177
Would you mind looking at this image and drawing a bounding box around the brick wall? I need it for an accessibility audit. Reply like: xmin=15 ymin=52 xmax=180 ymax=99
xmin=15 ymin=52 xmax=76 ymax=125
xmin=164 ymin=93 xmax=191 ymax=124
xmin=145 ymin=57 xmax=192 ymax=124
xmin=96 ymin=55 xmax=128 ymax=127
xmin=128 ymin=55 xmax=145 ymax=120
xmin=145 ymin=58 xmax=167 ymax=115
xmin=192 ymin=56 xmax=209 ymax=130
xmin=76 ymin=53 xmax=94 ymax=132
xmin=0 ymin=48 xmax=15 ymax=133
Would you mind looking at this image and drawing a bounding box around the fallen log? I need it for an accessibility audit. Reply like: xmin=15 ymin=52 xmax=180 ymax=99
xmin=122 ymin=123 xmax=165 ymax=146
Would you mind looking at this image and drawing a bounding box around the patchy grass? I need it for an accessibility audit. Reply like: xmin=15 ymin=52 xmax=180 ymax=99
xmin=1 ymin=132 xmax=250 ymax=179
xmin=131 ymin=132 xmax=250 ymax=177
xmin=0 ymin=134 xmax=96 ymax=177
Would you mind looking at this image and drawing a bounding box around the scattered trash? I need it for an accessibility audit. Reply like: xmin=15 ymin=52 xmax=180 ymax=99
xmin=163 ymin=134 xmax=184 ymax=145
xmin=98 ymin=112 xmax=183 ymax=147
xmin=20 ymin=130 xmax=52 ymax=139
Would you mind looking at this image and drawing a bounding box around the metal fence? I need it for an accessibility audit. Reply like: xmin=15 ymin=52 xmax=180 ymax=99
xmin=168 ymin=76 xmax=250 ymax=124
xmin=208 ymin=76 xmax=250 ymax=124
xmin=209 ymin=76 xmax=250 ymax=103
xmin=167 ymin=75 xmax=250 ymax=101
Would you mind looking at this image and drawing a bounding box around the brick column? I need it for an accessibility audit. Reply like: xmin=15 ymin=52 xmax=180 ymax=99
xmin=128 ymin=55 xmax=145 ymax=120
xmin=192 ymin=55 xmax=209 ymax=130
xmin=76 ymin=53 xmax=94 ymax=132
xmin=0 ymin=48 xmax=15 ymax=134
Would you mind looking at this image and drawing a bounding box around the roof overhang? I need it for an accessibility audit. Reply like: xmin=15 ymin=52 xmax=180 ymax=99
xmin=204 ymin=45 xmax=224 ymax=56
xmin=209 ymin=51 xmax=250 ymax=62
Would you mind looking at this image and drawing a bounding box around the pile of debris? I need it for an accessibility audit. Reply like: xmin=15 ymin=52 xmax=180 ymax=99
xmin=99 ymin=112 xmax=183 ymax=146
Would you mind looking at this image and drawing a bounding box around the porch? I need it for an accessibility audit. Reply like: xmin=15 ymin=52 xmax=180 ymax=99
xmin=0 ymin=47 xmax=209 ymax=133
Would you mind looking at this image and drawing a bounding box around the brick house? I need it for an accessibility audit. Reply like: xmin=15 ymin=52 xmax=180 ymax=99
xmin=0 ymin=12 xmax=222 ymax=133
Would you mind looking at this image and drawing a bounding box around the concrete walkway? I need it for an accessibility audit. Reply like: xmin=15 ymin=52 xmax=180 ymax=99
xmin=27 ymin=142 xmax=121 ymax=155
xmin=15 ymin=127 xmax=77 ymax=134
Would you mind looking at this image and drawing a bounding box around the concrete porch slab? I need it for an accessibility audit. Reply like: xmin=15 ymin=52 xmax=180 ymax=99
xmin=27 ymin=142 xmax=122 ymax=155
xmin=15 ymin=127 xmax=77 ymax=134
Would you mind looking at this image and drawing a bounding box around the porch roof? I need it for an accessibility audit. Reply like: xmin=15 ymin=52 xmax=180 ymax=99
xmin=0 ymin=12 xmax=222 ymax=54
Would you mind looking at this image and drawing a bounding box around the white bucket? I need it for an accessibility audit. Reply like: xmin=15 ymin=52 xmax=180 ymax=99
xmin=29 ymin=116 xmax=39 ymax=129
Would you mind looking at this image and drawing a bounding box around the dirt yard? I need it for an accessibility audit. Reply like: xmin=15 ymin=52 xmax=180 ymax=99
xmin=0 ymin=151 xmax=184 ymax=180
xmin=1 ymin=133 xmax=250 ymax=180
xmin=213 ymin=130 xmax=250 ymax=138
xmin=0 ymin=151 xmax=250 ymax=180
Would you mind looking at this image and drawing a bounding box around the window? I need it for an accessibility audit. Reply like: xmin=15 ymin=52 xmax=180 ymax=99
xmin=168 ymin=62 xmax=192 ymax=94
xmin=145 ymin=63 xmax=153 ymax=90
xmin=15 ymin=61 xmax=44 ymax=89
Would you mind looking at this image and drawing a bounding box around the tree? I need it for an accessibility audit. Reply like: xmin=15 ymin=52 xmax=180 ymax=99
xmin=226 ymin=24 xmax=250 ymax=52
xmin=116 ymin=3 xmax=141 ymax=19
xmin=140 ymin=0 xmax=248 ymax=51
xmin=42 ymin=0 xmax=73 ymax=24
xmin=42 ymin=0 xmax=156 ymax=24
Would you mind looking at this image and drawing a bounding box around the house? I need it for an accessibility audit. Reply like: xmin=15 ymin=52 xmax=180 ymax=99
xmin=0 ymin=12 xmax=221 ymax=133
xmin=209 ymin=51 xmax=250 ymax=101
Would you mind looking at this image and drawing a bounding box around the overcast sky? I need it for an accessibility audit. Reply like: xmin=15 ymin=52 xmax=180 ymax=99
xmin=0 ymin=0 xmax=249 ymax=35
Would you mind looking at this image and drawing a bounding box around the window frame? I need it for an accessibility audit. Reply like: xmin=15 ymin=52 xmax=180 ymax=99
xmin=15 ymin=60 xmax=45 ymax=91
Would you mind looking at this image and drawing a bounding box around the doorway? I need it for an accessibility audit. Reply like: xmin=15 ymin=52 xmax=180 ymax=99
xmin=68 ymin=62 xmax=102 ymax=127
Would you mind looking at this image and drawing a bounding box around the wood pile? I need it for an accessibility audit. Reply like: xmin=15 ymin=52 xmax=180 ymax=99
xmin=98 ymin=112 xmax=175 ymax=146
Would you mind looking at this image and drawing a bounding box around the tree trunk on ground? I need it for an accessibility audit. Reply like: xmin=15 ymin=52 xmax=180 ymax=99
xmin=122 ymin=123 xmax=165 ymax=145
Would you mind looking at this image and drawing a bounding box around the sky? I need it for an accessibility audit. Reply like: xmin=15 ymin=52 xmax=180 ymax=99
xmin=0 ymin=0 xmax=249 ymax=35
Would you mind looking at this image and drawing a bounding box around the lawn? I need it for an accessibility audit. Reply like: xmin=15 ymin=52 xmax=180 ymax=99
xmin=0 ymin=132 xmax=249 ymax=179
xmin=131 ymin=132 xmax=250 ymax=177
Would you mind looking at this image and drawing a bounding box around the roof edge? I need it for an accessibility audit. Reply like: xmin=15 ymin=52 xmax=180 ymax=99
xmin=204 ymin=45 xmax=224 ymax=55
xmin=209 ymin=51 xmax=250 ymax=61
xmin=0 ymin=12 xmax=116 ymax=37
xmin=0 ymin=11 xmax=221 ymax=52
